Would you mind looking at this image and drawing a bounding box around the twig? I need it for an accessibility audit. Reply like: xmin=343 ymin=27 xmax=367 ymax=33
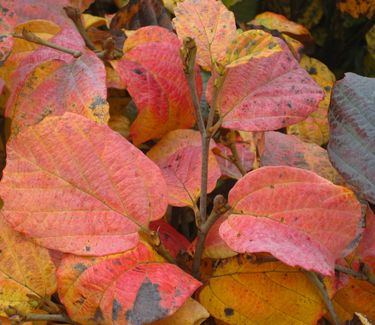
xmin=192 ymin=196 xmax=231 ymax=278
xmin=24 ymin=313 xmax=76 ymax=324
xmin=13 ymin=30 xmax=82 ymax=58
xmin=141 ymin=228 xmax=176 ymax=265
xmin=64 ymin=6 xmax=97 ymax=51
xmin=335 ymin=264 xmax=375 ymax=286
xmin=229 ymin=142 xmax=246 ymax=176
xmin=304 ymin=271 xmax=340 ymax=325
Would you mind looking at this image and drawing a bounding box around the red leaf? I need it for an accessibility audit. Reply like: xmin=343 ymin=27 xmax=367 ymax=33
xmin=221 ymin=166 xmax=362 ymax=275
xmin=260 ymin=131 xmax=345 ymax=185
xmin=0 ymin=113 xmax=168 ymax=255
xmin=112 ymin=26 xmax=201 ymax=145
xmin=147 ymin=129 xmax=221 ymax=207
xmin=358 ymin=207 xmax=375 ymax=263
xmin=150 ymin=220 xmax=190 ymax=258
xmin=6 ymin=50 xmax=109 ymax=135
xmin=210 ymin=39 xmax=324 ymax=131
xmin=57 ymin=242 xmax=201 ymax=325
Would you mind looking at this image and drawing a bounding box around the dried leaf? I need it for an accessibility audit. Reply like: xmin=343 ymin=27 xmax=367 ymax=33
xmin=0 ymin=0 xmax=16 ymax=64
xmin=0 ymin=113 xmax=168 ymax=255
xmin=337 ymin=0 xmax=374 ymax=19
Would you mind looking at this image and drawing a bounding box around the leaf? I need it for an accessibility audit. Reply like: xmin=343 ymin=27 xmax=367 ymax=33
xmin=148 ymin=298 xmax=209 ymax=325
xmin=249 ymin=11 xmax=313 ymax=44
xmin=147 ymin=129 xmax=221 ymax=207
xmin=337 ymin=0 xmax=374 ymax=19
xmin=0 ymin=0 xmax=16 ymax=64
xmin=5 ymin=51 xmax=109 ymax=136
xmin=211 ymin=34 xmax=324 ymax=132
xmin=149 ymin=220 xmax=190 ymax=258
xmin=174 ymin=0 xmax=237 ymax=69
xmin=297 ymin=0 xmax=324 ymax=29
xmin=0 ymin=215 xmax=56 ymax=316
xmin=220 ymin=166 xmax=362 ymax=275
xmin=199 ymin=256 xmax=325 ymax=324
xmin=203 ymin=215 xmax=237 ymax=259
xmin=287 ymin=55 xmax=336 ymax=145
xmin=112 ymin=26 xmax=200 ymax=145
xmin=327 ymin=73 xmax=375 ymax=204
xmin=358 ymin=207 xmax=375 ymax=263
xmin=260 ymin=131 xmax=344 ymax=185
xmin=57 ymin=242 xmax=201 ymax=325
xmin=213 ymin=142 xmax=254 ymax=180
xmin=366 ymin=24 xmax=375 ymax=60
xmin=0 ymin=113 xmax=168 ymax=255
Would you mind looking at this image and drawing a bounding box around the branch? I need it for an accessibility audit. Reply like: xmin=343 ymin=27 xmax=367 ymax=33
xmin=335 ymin=264 xmax=375 ymax=286
xmin=304 ymin=271 xmax=340 ymax=325
xmin=192 ymin=195 xmax=231 ymax=278
xmin=64 ymin=6 xmax=97 ymax=51
xmin=13 ymin=30 xmax=82 ymax=58
xmin=24 ymin=313 xmax=76 ymax=323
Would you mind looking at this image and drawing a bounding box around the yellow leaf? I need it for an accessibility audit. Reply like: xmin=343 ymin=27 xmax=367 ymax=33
xmin=0 ymin=216 xmax=56 ymax=316
xmin=287 ymin=55 xmax=336 ymax=145
xmin=148 ymin=298 xmax=209 ymax=325
xmin=199 ymin=256 xmax=325 ymax=325
xmin=82 ymin=13 xmax=108 ymax=30
xmin=366 ymin=24 xmax=375 ymax=59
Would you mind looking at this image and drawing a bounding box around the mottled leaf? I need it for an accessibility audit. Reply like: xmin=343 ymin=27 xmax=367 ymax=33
xmin=0 ymin=215 xmax=56 ymax=315
xmin=149 ymin=220 xmax=190 ymax=258
xmin=328 ymin=73 xmax=375 ymax=204
xmin=287 ymin=55 xmax=336 ymax=145
xmin=57 ymin=242 xmax=201 ymax=325
xmin=0 ymin=113 xmax=168 ymax=255
xmin=337 ymin=0 xmax=374 ymax=19
xmin=0 ymin=0 xmax=16 ymax=64
xmin=358 ymin=207 xmax=375 ymax=263
xmin=147 ymin=129 xmax=220 ymax=207
xmin=210 ymin=34 xmax=324 ymax=132
xmin=174 ymin=0 xmax=236 ymax=69
xmin=221 ymin=166 xmax=362 ymax=275
xmin=6 ymin=50 xmax=109 ymax=136
xmin=112 ymin=27 xmax=200 ymax=145
xmin=260 ymin=131 xmax=344 ymax=185
xmin=199 ymin=256 xmax=325 ymax=324
xmin=249 ymin=11 xmax=313 ymax=44
xmin=149 ymin=298 xmax=209 ymax=325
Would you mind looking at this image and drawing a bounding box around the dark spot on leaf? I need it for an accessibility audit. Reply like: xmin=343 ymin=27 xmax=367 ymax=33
xmin=224 ymin=308 xmax=234 ymax=316
xmin=308 ymin=67 xmax=317 ymax=74
xmin=287 ymin=102 xmax=292 ymax=108
xmin=324 ymin=86 xmax=331 ymax=91
xmin=73 ymin=263 xmax=88 ymax=273
xmin=133 ymin=68 xmax=143 ymax=75
xmin=89 ymin=96 xmax=106 ymax=111
xmin=85 ymin=245 xmax=91 ymax=252
xmin=93 ymin=307 xmax=104 ymax=323
xmin=125 ymin=278 xmax=169 ymax=325
xmin=112 ymin=299 xmax=122 ymax=321
xmin=268 ymin=42 xmax=277 ymax=49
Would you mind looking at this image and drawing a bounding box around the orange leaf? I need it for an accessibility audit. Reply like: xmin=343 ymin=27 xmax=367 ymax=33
xmin=260 ymin=131 xmax=344 ymax=185
xmin=337 ymin=0 xmax=374 ymax=19
xmin=147 ymin=129 xmax=220 ymax=207
xmin=174 ymin=0 xmax=236 ymax=70
xmin=112 ymin=27 xmax=200 ymax=145
xmin=6 ymin=50 xmax=109 ymax=136
xmin=57 ymin=242 xmax=201 ymax=325
xmin=0 ymin=215 xmax=56 ymax=315
xmin=0 ymin=113 xmax=168 ymax=255
xmin=249 ymin=11 xmax=313 ymax=45
xmin=221 ymin=166 xmax=362 ymax=275
xmin=199 ymin=256 xmax=325 ymax=324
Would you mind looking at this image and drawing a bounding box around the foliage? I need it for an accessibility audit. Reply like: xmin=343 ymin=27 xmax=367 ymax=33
xmin=0 ymin=0 xmax=374 ymax=324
